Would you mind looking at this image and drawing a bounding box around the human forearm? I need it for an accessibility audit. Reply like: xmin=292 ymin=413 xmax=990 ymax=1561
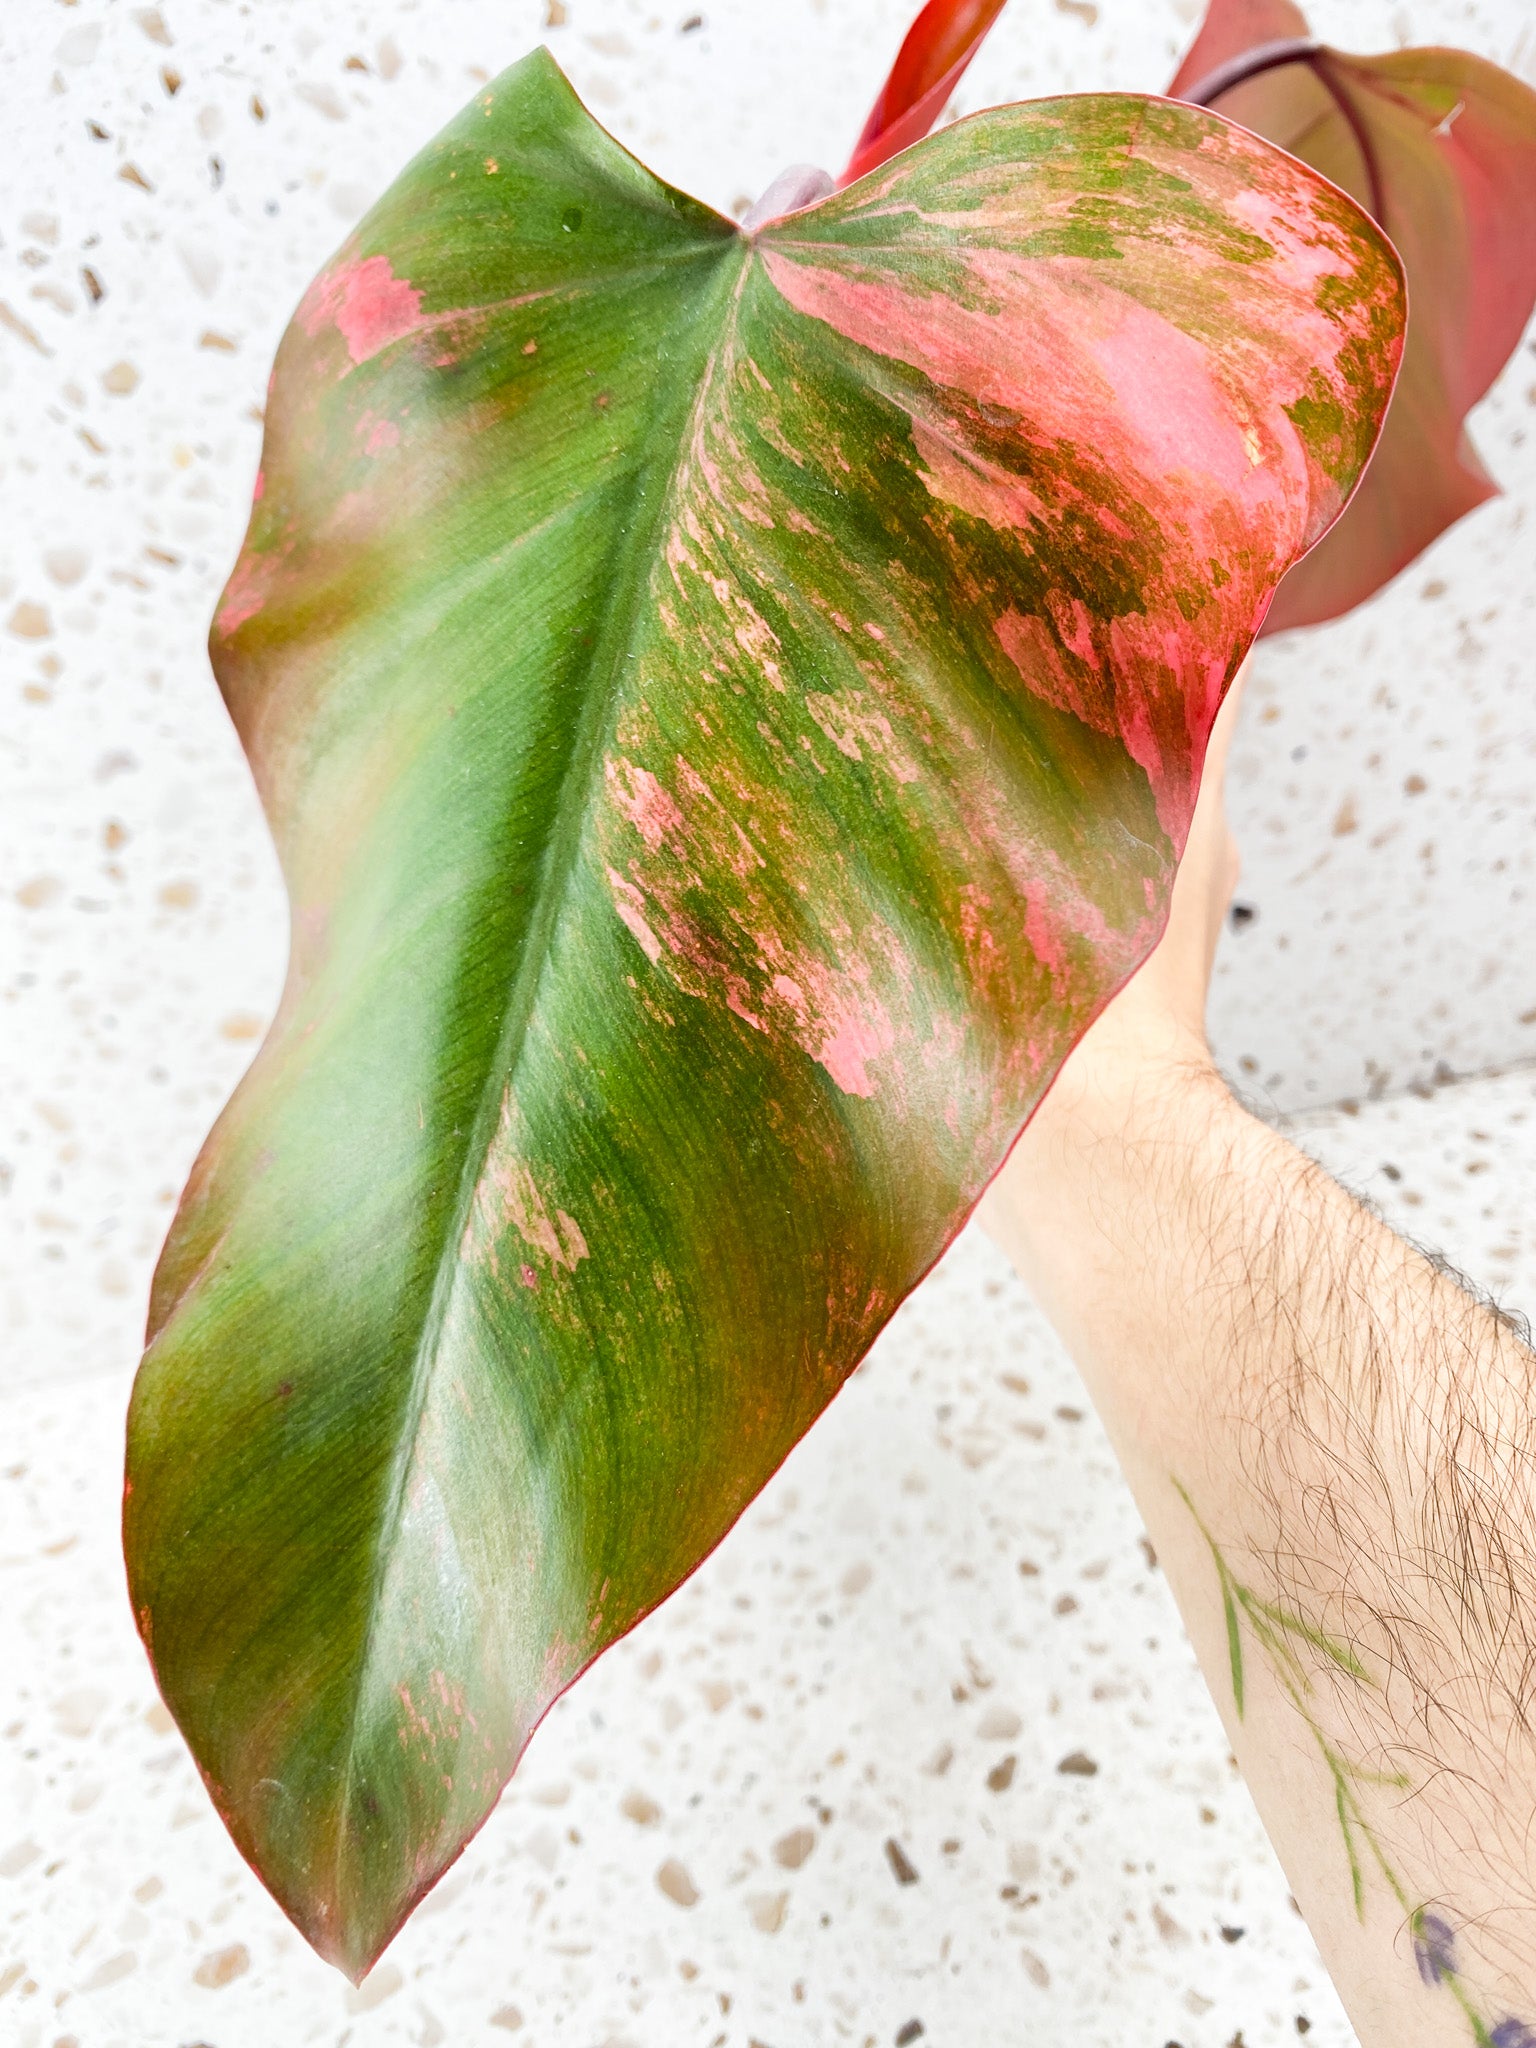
xmin=985 ymin=1051 xmax=1536 ymax=2045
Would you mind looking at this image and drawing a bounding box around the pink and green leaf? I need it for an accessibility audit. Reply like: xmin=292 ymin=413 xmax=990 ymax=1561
xmin=123 ymin=48 xmax=1403 ymax=1982
xmin=1173 ymin=0 xmax=1536 ymax=631
xmin=841 ymin=0 xmax=1010 ymax=184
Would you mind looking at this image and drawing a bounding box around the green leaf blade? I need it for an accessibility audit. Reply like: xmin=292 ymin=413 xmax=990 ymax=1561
xmin=125 ymin=55 xmax=1403 ymax=1977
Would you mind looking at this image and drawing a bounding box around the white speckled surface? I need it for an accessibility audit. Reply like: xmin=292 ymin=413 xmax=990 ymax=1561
xmin=2 ymin=1 xmax=1534 ymax=2041
xmin=4 ymin=1079 xmax=1535 ymax=2048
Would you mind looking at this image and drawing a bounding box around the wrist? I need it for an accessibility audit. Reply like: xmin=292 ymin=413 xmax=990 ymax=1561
xmin=980 ymin=1024 xmax=1252 ymax=1365
xmin=1006 ymin=1007 xmax=1232 ymax=1194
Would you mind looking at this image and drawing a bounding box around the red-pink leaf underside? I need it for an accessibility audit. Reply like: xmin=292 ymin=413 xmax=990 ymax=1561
xmin=123 ymin=50 xmax=1402 ymax=1980
xmin=1173 ymin=0 xmax=1536 ymax=631
xmin=1169 ymin=0 xmax=1311 ymax=100
xmin=842 ymin=0 xmax=1010 ymax=184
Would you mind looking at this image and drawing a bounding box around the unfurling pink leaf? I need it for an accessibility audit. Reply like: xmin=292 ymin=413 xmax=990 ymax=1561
xmin=841 ymin=0 xmax=1009 ymax=185
xmin=1174 ymin=0 xmax=1536 ymax=631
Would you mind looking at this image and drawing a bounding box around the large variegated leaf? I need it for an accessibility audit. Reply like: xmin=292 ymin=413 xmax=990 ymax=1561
xmin=124 ymin=47 xmax=1403 ymax=1978
xmin=1172 ymin=0 xmax=1536 ymax=631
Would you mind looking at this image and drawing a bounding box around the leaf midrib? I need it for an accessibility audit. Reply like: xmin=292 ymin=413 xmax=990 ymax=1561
xmin=331 ymin=227 xmax=750 ymax=1930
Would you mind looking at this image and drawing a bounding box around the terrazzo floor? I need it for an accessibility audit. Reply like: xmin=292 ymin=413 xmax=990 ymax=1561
xmin=4 ymin=1064 xmax=1534 ymax=2048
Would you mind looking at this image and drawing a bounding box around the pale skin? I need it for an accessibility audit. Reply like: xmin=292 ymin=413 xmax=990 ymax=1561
xmin=982 ymin=666 xmax=1536 ymax=2045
